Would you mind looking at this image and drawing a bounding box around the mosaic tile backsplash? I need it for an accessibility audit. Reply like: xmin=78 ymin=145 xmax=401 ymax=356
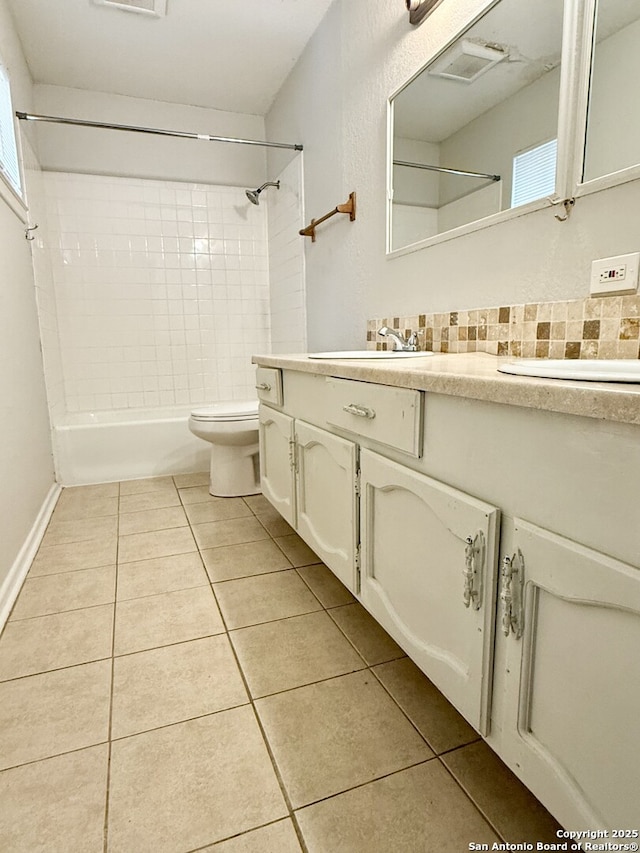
xmin=368 ymin=295 xmax=640 ymax=359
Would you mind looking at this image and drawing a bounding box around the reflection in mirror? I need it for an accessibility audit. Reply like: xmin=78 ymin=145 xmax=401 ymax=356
xmin=583 ymin=0 xmax=640 ymax=184
xmin=390 ymin=0 xmax=565 ymax=252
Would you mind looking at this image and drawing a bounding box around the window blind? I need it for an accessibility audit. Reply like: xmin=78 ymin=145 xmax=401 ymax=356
xmin=511 ymin=138 xmax=557 ymax=208
xmin=0 ymin=65 xmax=22 ymax=195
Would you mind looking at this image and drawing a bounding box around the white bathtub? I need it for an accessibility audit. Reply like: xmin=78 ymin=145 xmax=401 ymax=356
xmin=53 ymin=407 xmax=210 ymax=486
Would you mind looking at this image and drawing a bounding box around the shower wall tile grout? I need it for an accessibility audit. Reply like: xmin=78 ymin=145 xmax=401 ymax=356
xmin=33 ymin=172 xmax=272 ymax=416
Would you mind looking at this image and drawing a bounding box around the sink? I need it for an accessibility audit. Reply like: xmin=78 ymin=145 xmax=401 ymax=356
xmin=308 ymin=350 xmax=434 ymax=360
xmin=498 ymin=358 xmax=640 ymax=382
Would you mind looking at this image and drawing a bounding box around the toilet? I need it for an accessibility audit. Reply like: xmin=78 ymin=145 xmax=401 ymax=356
xmin=188 ymin=400 xmax=260 ymax=497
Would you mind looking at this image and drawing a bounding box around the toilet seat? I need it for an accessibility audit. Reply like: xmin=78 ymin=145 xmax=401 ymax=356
xmin=190 ymin=400 xmax=259 ymax=423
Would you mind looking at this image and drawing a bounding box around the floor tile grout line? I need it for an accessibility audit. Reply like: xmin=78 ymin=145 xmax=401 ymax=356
xmin=23 ymin=561 xmax=116 ymax=579
xmin=102 ymin=481 xmax=121 ymax=853
xmin=112 ymin=630 xmax=227 ymax=660
xmin=234 ymin=663 xmax=370 ymax=704
xmin=0 ymin=740 xmax=112 ymax=775
xmin=6 ymin=598 xmax=116 ymax=625
xmin=183 ymin=817 xmax=298 ymax=853
xmin=206 ymin=562 xmax=311 ymax=853
xmin=117 ymin=548 xmax=198 ymax=567
xmin=205 ymin=564 xmax=294 ymax=584
xmin=0 ymin=654 xmax=116 ymax=685
xmin=324 ymin=605 xmax=407 ymax=668
xmin=116 ymin=582 xmax=210 ymax=605
xmin=108 ymin=700 xmax=252 ymax=744
xmin=435 ymin=751 xmax=509 ymax=843
xmin=290 ymin=755 xmax=438 ymax=814
xmin=292 ymin=565 xmax=351 ymax=608
xmin=366 ymin=660 xmax=481 ymax=761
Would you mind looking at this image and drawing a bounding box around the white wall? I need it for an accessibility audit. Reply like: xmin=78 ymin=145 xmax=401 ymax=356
xmin=266 ymin=0 xmax=640 ymax=349
xmin=0 ymin=0 xmax=55 ymax=592
xmin=267 ymin=154 xmax=306 ymax=353
xmin=34 ymin=84 xmax=268 ymax=188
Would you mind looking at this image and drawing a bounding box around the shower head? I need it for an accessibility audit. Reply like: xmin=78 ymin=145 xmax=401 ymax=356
xmin=245 ymin=180 xmax=280 ymax=205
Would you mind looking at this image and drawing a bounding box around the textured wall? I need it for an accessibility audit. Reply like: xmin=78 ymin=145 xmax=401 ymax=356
xmin=267 ymin=154 xmax=306 ymax=353
xmin=33 ymin=84 xmax=268 ymax=188
xmin=0 ymin=0 xmax=55 ymax=591
xmin=266 ymin=0 xmax=640 ymax=351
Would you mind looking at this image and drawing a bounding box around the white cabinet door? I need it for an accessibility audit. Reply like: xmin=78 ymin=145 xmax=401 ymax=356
xmin=500 ymin=518 xmax=640 ymax=830
xmin=258 ymin=405 xmax=295 ymax=527
xmin=359 ymin=448 xmax=500 ymax=735
xmin=295 ymin=420 xmax=358 ymax=592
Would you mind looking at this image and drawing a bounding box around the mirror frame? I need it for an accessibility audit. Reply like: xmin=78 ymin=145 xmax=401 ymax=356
xmin=386 ymin=0 xmax=631 ymax=258
xmin=572 ymin=0 xmax=640 ymax=199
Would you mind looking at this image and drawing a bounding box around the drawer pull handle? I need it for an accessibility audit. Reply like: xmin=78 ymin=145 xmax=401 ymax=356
xmin=343 ymin=403 xmax=376 ymax=419
xmin=256 ymin=382 xmax=272 ymax=392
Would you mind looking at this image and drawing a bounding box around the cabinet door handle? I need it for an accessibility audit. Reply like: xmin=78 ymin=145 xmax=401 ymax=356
xmin=463 ymin=530 xmax=485 ymax=611
xmin=343 ymin=403 xmax=376 ymax=419
xmin=500 ymin=549 xmax=525 ymax=638
xmin=255 ymin=382 xmax=271 ymax=392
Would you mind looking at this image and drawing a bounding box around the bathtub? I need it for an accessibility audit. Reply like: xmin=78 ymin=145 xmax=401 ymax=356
xmin=53 ymin=407 xmax=210 ymax=486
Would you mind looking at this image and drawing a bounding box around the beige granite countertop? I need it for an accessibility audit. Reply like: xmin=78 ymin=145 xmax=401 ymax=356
xmin=252 ymin=352 xmax=640 ymax=426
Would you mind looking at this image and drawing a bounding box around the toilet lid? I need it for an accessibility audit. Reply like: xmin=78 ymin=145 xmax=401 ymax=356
xmin=190 ymin=400 xmax=259 ymax=422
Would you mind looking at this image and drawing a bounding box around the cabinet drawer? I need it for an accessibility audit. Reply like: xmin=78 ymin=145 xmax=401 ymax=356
xmin=325 ymin=377 xmax=423 ymax=457
xmin=255 ymin=367 xmax=283 ymax=406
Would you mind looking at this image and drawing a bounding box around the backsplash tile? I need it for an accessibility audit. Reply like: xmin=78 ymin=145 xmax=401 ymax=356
xmin=368 ymin=295 xmax=640 ymax=359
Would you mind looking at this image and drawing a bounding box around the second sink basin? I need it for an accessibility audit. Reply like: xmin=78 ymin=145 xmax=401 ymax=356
xmin=308 ymin=350 xmax=433 ymax=360
xmin=498 ymin=358 xmax=640 ymax=382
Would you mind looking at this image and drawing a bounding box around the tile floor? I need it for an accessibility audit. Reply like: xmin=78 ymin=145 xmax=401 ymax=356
xmin=0 ymin=474 xmax=562 ymax=852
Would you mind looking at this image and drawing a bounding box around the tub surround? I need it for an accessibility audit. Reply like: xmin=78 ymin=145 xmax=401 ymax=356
xmin=251 ymin=352 xmax=640 ymax=426
xmin=54 ymin=408 xmax=209 ymax=486
xmin=368 ymin=294 xmax=640 ymax=361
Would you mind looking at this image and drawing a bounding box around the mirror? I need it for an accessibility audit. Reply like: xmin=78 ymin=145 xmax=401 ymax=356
xmin=582 ymin=0 xmax=640 ymax=184
xmin=389 ymin=0 xmax=565 ymax=252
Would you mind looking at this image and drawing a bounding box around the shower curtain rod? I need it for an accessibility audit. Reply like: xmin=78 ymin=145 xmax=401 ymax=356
xmin=15 ymin=111 xmax=303 ymax=152
xmin=394 ymin=159 xmax=500 ymax=181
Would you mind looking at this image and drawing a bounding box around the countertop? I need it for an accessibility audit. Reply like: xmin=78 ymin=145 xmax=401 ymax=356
xmin=252 ymin=352 xmax=640 ymax=426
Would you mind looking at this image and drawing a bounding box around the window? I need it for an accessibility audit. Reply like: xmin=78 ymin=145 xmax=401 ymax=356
xmin=511 ymin=138 xmax=557 ymax=208
xmin=0 ymin=63 xmax=22 ymax=197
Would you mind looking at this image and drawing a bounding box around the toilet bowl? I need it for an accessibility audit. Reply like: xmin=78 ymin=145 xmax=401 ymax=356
xmin=188 ymin=400 xmax=260 ymax=497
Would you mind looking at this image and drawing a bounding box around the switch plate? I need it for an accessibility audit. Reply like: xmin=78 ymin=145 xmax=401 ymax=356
xmin=590 ymin=252 xmax=639 ymax=296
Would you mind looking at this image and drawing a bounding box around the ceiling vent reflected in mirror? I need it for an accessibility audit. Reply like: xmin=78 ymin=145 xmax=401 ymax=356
xmin=92 ymin=0 xmax=167 ymax=17
xmin=429 ymin=39 xmax=508 ymax=83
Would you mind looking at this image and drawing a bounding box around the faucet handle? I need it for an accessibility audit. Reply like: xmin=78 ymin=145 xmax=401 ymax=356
xmin=406 ymin=332 xmax=419 ymax=351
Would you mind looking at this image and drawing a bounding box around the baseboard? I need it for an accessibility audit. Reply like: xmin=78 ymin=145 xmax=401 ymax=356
xmin=0 ymin=483 xmax=62 ymax=631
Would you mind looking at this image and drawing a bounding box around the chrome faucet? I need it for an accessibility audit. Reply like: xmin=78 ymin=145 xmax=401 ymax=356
xmin=378 ymin=325 xmax=419 ymax=352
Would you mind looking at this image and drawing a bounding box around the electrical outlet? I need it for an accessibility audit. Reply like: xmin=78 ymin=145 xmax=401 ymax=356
xmin=590 ymin=252 xmax=639 ymax=296
xmin=598 ymin=265 xmax=626 ymax=284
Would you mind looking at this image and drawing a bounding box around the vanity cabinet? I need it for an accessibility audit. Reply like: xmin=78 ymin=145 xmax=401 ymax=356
xmin=359 ymin=449 xmax=500 ymax=734
xmin=294 ymin=420 xmax=359 ymax=591
xmin=258 ymin=405 xmax=359 ymax=591
xmin=258 ymin=406 xmax=295 ymax=527
xmin=258 ymin=371 xmax=501 ymax=734
xmin=497 ymin=518 xmax=640 ymax=830
xmin=256 ymin=362 xmax=640 ymax=830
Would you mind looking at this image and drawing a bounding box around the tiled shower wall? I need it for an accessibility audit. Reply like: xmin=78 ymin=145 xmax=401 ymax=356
xmin=39 ymin=172 xmax=270 ymax=416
